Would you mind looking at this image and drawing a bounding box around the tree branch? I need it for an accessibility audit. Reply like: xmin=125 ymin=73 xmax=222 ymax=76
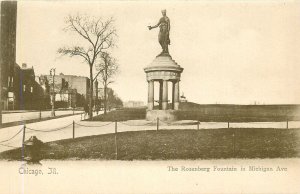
xmin=58 ymin=46 xmax=91 ymax=63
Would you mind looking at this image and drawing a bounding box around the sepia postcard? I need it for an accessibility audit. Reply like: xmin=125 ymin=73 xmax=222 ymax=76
xmin=0 ymin=0 xmax=300 ymax=193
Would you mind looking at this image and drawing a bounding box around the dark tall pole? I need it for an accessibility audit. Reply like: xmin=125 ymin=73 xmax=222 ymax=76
xmin=115 ymin=120 xmax=118 ymax=160
xmin=73 ymin=120 xmax=75 ymax=139
xmin=50 ymin=68 xmax=56 ymax=117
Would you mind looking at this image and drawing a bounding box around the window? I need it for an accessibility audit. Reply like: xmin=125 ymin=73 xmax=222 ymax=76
xmin=23 ymin=85 xmax=26 ymax=92
xmin=11 ymin=77 xmax=13 ymax=87
xmin=8 ymin=76 xmax=12 ymax=87
xmin=30 ymin=87 xmax=33 ymax=93
xmin=8 ymin=92 xmax=14 ymax=102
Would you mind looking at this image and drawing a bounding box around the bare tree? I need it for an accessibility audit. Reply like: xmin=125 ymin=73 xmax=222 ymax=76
xmin=97 ymin=52 xmax=119 ymax=114
xmin=58 ymin=14 xmax=116 ymax=118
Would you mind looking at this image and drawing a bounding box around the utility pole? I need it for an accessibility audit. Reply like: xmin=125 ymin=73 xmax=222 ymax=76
xmin=50 ymin=68 xmax=56 ymax=117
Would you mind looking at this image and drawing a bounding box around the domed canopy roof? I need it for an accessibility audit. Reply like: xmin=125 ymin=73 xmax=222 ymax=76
xmin=144 ymin=55 xmax=183 ymax=73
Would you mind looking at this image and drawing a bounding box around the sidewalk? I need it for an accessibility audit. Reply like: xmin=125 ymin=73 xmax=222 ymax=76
xmin=0 ymin=111 xmax=84 ymax=128
xmin=1 ymin=110 xmax=85 ymax=128
xmin=0 ymin=111 xmax=101 ymax=152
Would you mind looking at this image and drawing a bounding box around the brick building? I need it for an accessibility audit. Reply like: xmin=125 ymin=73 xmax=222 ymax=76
xmin=40 ymin=73 xmax=90 ymax=108
xmin=0 ymin=1 xmax=17 ymax=110
xmin=19 ymin=63 xmax=48 ymax=110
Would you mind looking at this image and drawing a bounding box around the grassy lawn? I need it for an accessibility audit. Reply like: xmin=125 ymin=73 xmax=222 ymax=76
xmin=177 ymin=103 xmax=300 ymax=121
xmin=90 ymin=103 xmax=300 ymax=122
xmin=175 ymin=111 xmax=297 ymax=122
xmin=91 ymin=108 xmax=146 ymax=121
xmin=1 ymin=128 xmax=299 ymax=160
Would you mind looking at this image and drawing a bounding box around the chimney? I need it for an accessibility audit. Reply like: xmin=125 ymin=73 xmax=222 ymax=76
xmin=22 ymin=63 xmax=27 ymax=69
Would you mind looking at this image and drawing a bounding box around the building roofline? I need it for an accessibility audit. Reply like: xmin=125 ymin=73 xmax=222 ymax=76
xmin=40 ymin=74 xmax=89 ymax=79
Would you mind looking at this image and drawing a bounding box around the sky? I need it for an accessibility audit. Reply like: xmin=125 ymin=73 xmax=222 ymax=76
xmin=16 ymin=1 xmax=300 ymax=104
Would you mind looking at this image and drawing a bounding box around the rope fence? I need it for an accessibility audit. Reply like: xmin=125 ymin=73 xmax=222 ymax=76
xmin=0 ymin=117 xmax=298 ymax=152
xmin=0 ymin=143 xmax=19 ymax=148
xmin=118 ymin=121 xmax=154 ymax=127
xmin=74 ymin=122 xmax=113 ymax=128
xmin=0 ymin=127 xmax=24 ymax=144
xmin=157 ymin=119 xmax=173 ymax=126
xmin=26 ymin=123 xmax=73 ymax=133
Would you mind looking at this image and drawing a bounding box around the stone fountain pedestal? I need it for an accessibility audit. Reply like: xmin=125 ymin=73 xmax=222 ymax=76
xmin=144 ymin=54 xmax=183 ymax=122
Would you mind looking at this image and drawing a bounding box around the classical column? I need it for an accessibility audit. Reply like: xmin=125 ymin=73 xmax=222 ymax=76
xmin=174 ymin=81 xmax=180 ymax=110
xmin=172 ymin=81 xmax=175 ymax=110
xmin=147 ymin=80 xmax=154 ymax=110
xmin=162 ymin=80 xmax=168 ymax=110
xmin=159 ymin=81 xmax=163 ymax=110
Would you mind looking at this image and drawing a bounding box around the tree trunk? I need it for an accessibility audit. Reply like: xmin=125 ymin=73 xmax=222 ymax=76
xmin=89 ymin=65 xmax=93 ymax=119
xmin=104 ymin=83 xmax=107 ymax=114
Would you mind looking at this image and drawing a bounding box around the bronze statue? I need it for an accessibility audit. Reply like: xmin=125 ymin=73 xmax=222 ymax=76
xmin=148 ymin=9 xmax=171 ymax=56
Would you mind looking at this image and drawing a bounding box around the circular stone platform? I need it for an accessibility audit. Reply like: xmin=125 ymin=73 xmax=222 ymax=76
xmin=146 ymin=110 xmax=178 ymax=122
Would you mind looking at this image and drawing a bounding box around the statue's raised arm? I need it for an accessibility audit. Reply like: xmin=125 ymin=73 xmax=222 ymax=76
xmin=148 ymin=9 xmax=171 ymax=56
xmin=147 ymin=18 xmax=161 ymax=30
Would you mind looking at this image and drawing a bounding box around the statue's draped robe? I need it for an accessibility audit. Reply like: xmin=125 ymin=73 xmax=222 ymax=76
xmin=158 ymin=16 xmax=170 ymax=53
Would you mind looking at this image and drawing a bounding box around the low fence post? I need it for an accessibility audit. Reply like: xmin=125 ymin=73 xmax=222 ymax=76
xmin=232 ymin=129 xmax=236 ymax=158
xmin=22 ymin=125 xmax=26 ymax=147
xmin=228 ymin=121 xmax=230 ymax=128
xmin=115 ymin=120 xmax=118 ymax=160
xmin=39 ymin=110 xmax=42 ymax=120
xmin=22 ymin=125 xmax=26 ymax=160
xmin=197 ymin=121 xmax=200 ymax=130
xmin=73 ymin=120 xmax=75 ymax=139
xmin=157 ymin=118 xmax=159 ymax=131
xmin=286 ymin=118 xmax=289 ymax=129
